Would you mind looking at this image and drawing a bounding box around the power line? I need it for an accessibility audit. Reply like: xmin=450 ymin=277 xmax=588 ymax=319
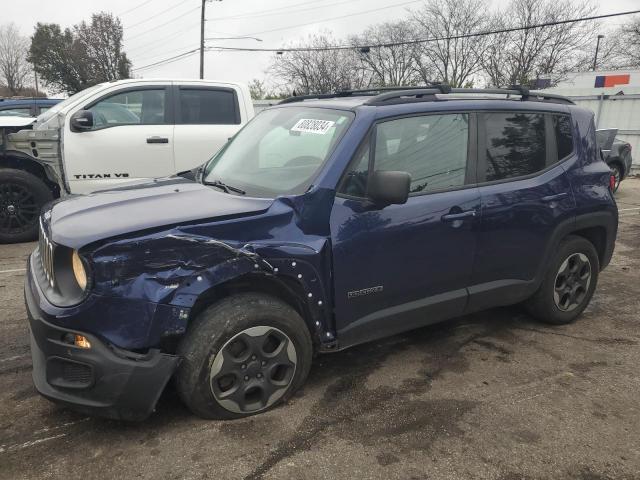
xmin=132 ymin=48 xmax=200 ymax=72
xmin=117 ymin=0 xmax=154 ymax=17
xmin=242 ymin=0 xmax=423 ymax=38
xmin=208 ymin=9 xmax=640 ymax=53
xmin=132 ymin=9 xmax=640 ymax=71
xmin=125 ymin=0 xmax=195 ymax=30
xmin=210 ymin=0 xmax=367 ymax=22
xmin=125 ymin=5 xmax=201 ymax=41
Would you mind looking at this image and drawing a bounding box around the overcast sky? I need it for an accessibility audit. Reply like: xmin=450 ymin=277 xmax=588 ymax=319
xmin=4 ymin=0 xmax=640 ymax=90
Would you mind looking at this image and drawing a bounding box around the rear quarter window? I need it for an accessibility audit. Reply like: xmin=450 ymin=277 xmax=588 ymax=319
xmin=553 ymin=114 xmax=574 ymax=160
xmin=178 ymin=88 xmax=240 ymax=125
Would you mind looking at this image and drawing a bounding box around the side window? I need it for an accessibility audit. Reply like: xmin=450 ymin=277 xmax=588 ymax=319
xmin=484 ymin=112 xmax=546 ymax=181
xmin=0 ymin=107 xmax=32 ymax=117
xmin=374 ymin=114 xmax=469 ymax=194
xmin=88 ymin=89 xmax=166 ymax=128
xmin=178 ymin=88 xmax=239 ymax=125
xmin=553 ymin=114 xmax=574 ymax=160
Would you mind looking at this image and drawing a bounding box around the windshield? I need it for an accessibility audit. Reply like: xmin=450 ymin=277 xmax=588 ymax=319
xmin=34 ymin=83 xmax=105 ymax=126
xmin=204 ymin=107 xmax=354 ymax=197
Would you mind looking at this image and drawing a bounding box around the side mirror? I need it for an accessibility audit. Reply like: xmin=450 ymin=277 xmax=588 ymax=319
xmin=70 ymin=110 xmax=94 ymax=131
xmin=368 ymin=170 xmax=411 ymax=205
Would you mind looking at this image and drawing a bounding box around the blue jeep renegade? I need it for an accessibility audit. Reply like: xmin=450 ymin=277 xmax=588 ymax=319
xmin=25 ymin=86 xmax=618 ymax=420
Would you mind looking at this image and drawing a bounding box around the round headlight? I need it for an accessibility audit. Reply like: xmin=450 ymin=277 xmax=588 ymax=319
xmin=72 ymin=250 xmax=87 ymax=290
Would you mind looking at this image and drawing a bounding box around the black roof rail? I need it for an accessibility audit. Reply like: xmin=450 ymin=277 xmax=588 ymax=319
xmin=278 ymin=85 xmax=448 ymax=104
xmin=363 ymin=87 xmax=574 ymax=105
xmin=278 ymin=86 xmax=574 ymax=106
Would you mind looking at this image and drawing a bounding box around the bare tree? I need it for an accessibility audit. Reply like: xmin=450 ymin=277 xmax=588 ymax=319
xmin=269 ymin=33 xmax=370 ymax=94
xmin=0 ymin=23 xmax=32 ymax=95
xmin=411 ymin=0 xmax=495 ymax=87
xmin=351 ymin=21 xmax=421 ymax=87
xmin=483 ymin=0 xmax=597 ymax=87
xmin=617 ymin=16 xmax=640 ymax=67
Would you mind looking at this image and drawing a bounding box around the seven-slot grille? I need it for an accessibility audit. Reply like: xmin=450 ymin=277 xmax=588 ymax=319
xmin=39 ymin=219 xmax=55 ymax=288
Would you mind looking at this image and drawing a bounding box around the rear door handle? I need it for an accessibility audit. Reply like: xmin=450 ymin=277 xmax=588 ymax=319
xmin=541 ymin=192 xmax=568 ymax=203
xmin=147 ymin=136 xmax=169 ymax=144
xmin=441 ymin=210 xmax=476 ymax=222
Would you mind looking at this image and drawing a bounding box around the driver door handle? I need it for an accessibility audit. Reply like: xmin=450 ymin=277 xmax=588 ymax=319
xmin=441 ymin=210 xmax=476 ymax=222
xmin=147 ymin=136 xmax=169 ymax=144
xmin=541 ymin=192 xmax=568 ymax=203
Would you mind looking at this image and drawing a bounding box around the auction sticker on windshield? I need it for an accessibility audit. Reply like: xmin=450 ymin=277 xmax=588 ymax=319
xmin=291 ymin=118 xmax=335 ymax=135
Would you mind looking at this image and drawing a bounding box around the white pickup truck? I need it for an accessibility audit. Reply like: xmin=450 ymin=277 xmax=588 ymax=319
xmin=0 ymin=79 xmax=254 ymax=242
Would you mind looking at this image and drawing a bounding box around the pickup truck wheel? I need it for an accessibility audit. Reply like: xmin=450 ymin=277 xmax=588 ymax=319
xmin=176 ymin=293 xmax=313 ymax=419
xmin=0 ymin=169 xmax=53 ymax=244
xmin=524 ymin=235 xmax=599 ymax=325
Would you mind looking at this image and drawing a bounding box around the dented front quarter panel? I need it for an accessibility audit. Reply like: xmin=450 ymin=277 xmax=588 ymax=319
xmin=85 ymin=189 xmax=337 ymax=349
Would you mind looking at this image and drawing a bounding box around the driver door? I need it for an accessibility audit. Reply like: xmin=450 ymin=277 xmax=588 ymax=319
xmin=330 ymin=112 xmax=480 ymax=347
xmin=64 ymin=85 xmax=175 ymax=194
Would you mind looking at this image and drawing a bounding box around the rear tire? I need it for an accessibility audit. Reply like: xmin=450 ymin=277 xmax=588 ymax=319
xmin=0 ymin=169 xmax=53 ymax=243
xmin=524 ymin=235 xmax=599 ymax=325
xmin=176 ymin=293 xmax=313 ymax=420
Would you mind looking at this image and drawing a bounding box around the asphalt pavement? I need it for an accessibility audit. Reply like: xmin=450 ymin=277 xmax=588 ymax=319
xmin=1 ymin=179 xmax=639 ymax=480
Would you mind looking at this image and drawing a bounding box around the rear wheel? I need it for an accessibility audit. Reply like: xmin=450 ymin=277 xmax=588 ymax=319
xmin=176 ymin=293 xmax=313 ymax=419
xmin=0 ymin=169 xmax=53 ymax=244
xmin=524 ymin=235 xmax=599 ymax=325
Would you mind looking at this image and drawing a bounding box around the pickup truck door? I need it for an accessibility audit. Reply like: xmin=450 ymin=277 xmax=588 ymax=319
xmin=330 ymin=112 xmax=480 ymax=348
xmin=63 ymin=85 xmax=174 ymax=194
xmin=172 ymin=85 xmax=247 ymax=173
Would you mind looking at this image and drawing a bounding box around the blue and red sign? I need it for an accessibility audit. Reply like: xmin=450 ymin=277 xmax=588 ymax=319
xmin=594 ymin=74 xmax=630 ymax=88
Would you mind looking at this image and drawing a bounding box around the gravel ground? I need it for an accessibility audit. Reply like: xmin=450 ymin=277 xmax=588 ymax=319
xmin=1 ymin=179 xmax=639 ymax=480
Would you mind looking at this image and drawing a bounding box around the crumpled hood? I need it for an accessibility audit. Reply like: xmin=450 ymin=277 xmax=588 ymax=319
xmin=48 ymin=177 xmax=274 ymax=249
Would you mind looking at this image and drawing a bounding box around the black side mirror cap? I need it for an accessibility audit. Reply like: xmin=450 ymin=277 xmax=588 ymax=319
xmin=70 ymin=110 xmax=94 ymax=132
xmin=368 ymin=170 xmax=411 ymax=205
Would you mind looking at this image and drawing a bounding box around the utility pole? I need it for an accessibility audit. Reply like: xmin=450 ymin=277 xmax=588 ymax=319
xmin=592 ymin=34 xmax=605 ymax=71
xmin=200 ymin=0 xmax=206 ymax=79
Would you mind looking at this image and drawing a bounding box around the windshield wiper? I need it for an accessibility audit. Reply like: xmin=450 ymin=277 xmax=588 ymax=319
xmin=203 ymin=179 xmax=246 ymax=195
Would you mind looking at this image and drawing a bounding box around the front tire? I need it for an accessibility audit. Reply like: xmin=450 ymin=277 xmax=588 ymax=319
xmin=525 ymin=235 xmax=599 ymax=325
xmin=176 ymin=293 xmax=313 ymax=419
xmin=0 ymin=169 xmax=53 ymax=243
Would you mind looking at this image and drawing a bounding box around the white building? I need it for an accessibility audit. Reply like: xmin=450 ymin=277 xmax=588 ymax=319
xmin=546 ymin=70 xmax=640 ymax=172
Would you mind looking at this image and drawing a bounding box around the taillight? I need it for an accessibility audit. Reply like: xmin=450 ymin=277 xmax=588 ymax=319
xmin=609 ymin=174 xmax=616 ymax=191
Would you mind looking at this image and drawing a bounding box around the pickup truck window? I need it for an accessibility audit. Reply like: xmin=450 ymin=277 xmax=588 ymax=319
xmin=178 ymin=88 xmax=239 ymax=125
xmin=204 ymin=107 xmax=353 ymax=197
xmin=89 ymin=89 xmax=166 ymax=127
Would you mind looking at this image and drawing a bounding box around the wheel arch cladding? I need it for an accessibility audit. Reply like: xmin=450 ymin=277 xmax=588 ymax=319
xmin=87 ymin=228 xmax=334 ymax=349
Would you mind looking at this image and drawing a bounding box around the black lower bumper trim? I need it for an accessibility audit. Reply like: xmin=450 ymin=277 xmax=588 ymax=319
xmin=25 ymin=276 xmax=180 ymax=421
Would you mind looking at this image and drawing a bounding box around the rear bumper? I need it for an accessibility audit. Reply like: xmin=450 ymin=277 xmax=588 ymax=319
xmin=25 ymin=258 xmax=180 ymax=421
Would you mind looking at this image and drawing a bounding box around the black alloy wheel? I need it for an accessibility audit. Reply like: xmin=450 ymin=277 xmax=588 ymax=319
xmin=0 ymin=182 xmax=40 ymax=235
xmin=210 ymin=326 xmax=297 ymax=414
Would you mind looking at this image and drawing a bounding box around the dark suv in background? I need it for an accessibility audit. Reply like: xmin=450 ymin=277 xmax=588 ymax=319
xmin=0 ymin=97 xmax=62 ymax=117
xmin=25 ymin=86 xmax=618 ymax=421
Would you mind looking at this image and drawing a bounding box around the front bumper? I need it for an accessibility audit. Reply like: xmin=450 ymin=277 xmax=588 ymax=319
xmin=25 ymin=257 xmax=180 ymax=421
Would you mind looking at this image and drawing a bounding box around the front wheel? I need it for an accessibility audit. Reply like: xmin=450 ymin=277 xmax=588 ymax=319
xmin=524 ymin=236 xmax=599 ymax=325
xmin=0 ymin=169 xmax=53 ymax=243
xmin=176 ymin=294 xmax=313 ymax=419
